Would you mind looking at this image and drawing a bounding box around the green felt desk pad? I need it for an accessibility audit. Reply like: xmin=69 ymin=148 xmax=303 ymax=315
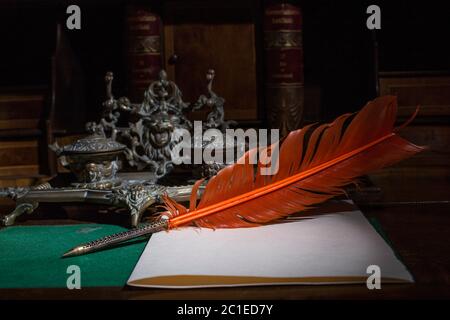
xmin=0 ymin=224 xmax=147 ymax=288
xmin=0 ymin=215 xmax=403 ymax=289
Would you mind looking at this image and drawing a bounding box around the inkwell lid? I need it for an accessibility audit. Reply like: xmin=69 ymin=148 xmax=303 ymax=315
xmin=59 ymin=134 xmax=126 ymax=155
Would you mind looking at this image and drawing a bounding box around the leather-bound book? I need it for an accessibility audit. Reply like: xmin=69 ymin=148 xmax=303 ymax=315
xmin=125 ymin=4 xmax=162 ymax=100
xmin=263 ymin=2 xmax=304 ymax=136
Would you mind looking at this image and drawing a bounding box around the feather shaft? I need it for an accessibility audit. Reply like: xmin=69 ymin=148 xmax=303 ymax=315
xmin=169 ymin=132 xmax=396 ymax=228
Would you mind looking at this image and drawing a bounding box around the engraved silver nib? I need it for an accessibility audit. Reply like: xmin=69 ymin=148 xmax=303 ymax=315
xmin=62 ymin=246 xmax=86 ymax=258
xmin=61 ymin=219 xmax=169 ymax=258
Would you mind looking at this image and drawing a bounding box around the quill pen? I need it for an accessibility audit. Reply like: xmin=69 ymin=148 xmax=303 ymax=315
xmin=63 ymin=96 xmax=425 ymax=257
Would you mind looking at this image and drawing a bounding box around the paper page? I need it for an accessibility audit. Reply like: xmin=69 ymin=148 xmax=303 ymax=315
xmin=128 ymin=210 xmax=413 ymax=288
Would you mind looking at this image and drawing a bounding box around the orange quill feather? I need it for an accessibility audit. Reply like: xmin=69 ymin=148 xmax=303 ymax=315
xmin=162 ymin=96 xmax=425 ymax=229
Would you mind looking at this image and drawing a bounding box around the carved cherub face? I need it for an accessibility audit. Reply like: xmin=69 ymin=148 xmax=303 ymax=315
xmin=145 ymin=112 xmax=175 ymax=148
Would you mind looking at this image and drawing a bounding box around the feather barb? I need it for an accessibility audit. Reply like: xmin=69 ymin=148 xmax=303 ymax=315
xmin=168 ymin=132 xmax=396 ymax=228
xmin=163 ymin=96 xmax=425 ymax=230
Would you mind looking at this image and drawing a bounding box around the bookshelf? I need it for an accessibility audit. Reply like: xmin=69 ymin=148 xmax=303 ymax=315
xmin=0 ymin=0 xmax=449 ymax=186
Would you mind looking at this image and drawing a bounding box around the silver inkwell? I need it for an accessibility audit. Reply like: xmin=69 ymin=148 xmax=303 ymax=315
xmin=50 ymin=134 xmax=126 ymax=190
xmin=0 ymin=69 xmax=238 ymax=228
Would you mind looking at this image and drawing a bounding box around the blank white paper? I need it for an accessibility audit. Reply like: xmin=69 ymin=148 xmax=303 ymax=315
xmin=128 ymin=209 xmax=413 ymax=288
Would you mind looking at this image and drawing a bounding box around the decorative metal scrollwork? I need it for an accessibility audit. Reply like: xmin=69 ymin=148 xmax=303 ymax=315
xmin=86 ymin=69 xmax=234 ymax=179
xmin=193 ymin=69 xmax=237 ymax=131
xmin=87 ymin=70 xmax=192 ymax=178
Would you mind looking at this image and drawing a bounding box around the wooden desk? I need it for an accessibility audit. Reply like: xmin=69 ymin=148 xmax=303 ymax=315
xmin=1 ymin=172 xmax=449 ymax=299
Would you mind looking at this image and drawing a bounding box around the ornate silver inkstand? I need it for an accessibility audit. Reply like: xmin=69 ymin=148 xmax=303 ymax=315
xmin=0 ymin=69 xmax=236 ymax=228
xmin=86 ymin=70 xmax=193 ymax=177
xmin=87 ymin=69 xmax=236 ymax=177
xmin=50 ymin=133 xmax=126 ymax=189
xmin=1 ymin=131 xmax=199 ymax=227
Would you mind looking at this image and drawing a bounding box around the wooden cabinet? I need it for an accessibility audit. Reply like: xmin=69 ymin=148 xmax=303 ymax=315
xmin=372 ymin=72 xmax=450 ymax=201
xmin=162 ymin=0 xmax=262 ymax=123
xmin=380 ymin=72 xmax=450 ymax=120
xmin=379 ymin=73 xmax=450 ymax=164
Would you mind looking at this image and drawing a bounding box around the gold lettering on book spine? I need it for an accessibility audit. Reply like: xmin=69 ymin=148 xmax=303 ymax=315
xmin=264 ymin=31 xmax=302 ymax=48
xmin=264 ymin=29 xmax=304 ymax=136
xmin=129 ymin=36 xmax=161 ymax=54
xmin=266 ymin=85 xmax=304 ymax=137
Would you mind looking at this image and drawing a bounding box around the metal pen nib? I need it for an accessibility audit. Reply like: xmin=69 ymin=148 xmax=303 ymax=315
xmin=62 ymin=246 xmax=87 ymax=258
xmin=62 ymin=219 xmax=169 ymax=258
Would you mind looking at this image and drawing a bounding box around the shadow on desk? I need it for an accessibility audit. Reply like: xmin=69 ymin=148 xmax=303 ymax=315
xmin=0 ymin=168 xmax=449 ymax=299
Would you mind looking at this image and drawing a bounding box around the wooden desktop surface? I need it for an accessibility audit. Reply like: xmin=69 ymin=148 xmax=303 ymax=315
xmin=0 ymin=171 xmax=449 ymax=300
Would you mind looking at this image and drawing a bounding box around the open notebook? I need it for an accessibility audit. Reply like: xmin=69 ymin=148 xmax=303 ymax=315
xmin=128 ymin=203 xmax=413 ymax=288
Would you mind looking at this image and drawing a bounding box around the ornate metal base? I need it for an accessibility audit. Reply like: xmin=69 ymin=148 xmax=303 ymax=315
xmin=0 ymin=181 xmax=199 ymax=228
xmin=70 ymin=178 xmax=123 ymax=190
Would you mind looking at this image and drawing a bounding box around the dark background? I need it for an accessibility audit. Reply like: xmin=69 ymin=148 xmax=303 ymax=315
xmin=0 ymin=0 xmax=449 ymax=299
xmin=0 ymin=0 xmax=448 ymax=179
xmin=0 ymin=0 xmax=449 ymax=122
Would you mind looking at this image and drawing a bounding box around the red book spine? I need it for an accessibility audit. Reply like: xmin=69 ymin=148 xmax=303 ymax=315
xmin=125 ymin=5 xmax=162 ymax=100
xmin=263 ymin=2 xmax=304 ymax=136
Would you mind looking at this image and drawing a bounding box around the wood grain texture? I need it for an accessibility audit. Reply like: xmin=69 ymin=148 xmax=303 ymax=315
xmin=378 ymin=73 xmax=450 ymax=190
xmin=163 ymin=0 xmax=259 ymax=121
xmin=380 ymin=74 xmax=450 ymax=119
xmin=0 ymin=201 xmax=449 ymax=299
xmin=0 ymin=92 xmax=46 ymax=130
xmin=0 ymin=149 xmax=449 ymax=299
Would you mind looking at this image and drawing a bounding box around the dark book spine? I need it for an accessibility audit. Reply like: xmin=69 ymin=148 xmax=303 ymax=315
xmin=125 ymin=5 xmax=163 ymax=100
xmin=263 ymin=2 xmax=304 ymax=136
